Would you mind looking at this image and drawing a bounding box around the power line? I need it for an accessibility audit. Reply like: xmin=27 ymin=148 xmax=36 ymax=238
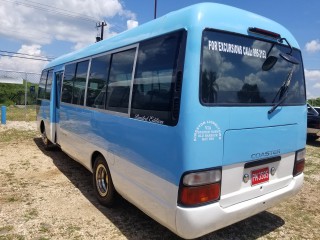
xmin=0 ymin=0 xmax=100 ymax=23
xmin=1 ymin=0 xmax=134 ymax=42
xmin=0 ymin=53 xmax=51 ymax=62
xmin=0 ymin=50 xmax=55 ymax=60
xmin=1 ymin=0 xmax=129 ymax=32
xmin=22 ymin=0 xmax=100 ymax=21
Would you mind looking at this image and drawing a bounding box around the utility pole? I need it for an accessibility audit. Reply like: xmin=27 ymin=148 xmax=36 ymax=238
xmin=154 ymin=0 xmax=157 ymax=19
xmin=96 ymin=21 xmax=107 ymax=42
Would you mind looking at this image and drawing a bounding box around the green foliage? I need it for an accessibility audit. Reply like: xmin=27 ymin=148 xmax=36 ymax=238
xmin=307 ymin=98 xmax=320 ymax=107
xmin=5 ymin=105 xmax=37 ymax=121
xmin=0 ymin=80 xmax=38 ymax=106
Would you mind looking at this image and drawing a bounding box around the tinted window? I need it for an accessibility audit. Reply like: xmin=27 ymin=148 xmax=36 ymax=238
xmin=87 ymin=55 xmax=110 ymax=108
xmin=201 ymin=30 xmax=306 ymax=105
xmin=131 ymin=31 xmax=182 ymax=125
xmin=45 ymin=70 xmax=53 ymax=100
xmin=61 ymin=63 xmax=76 ymax=103
xmin=38 ymin=70 xmax=47 ymax=99
xmin=106 ymin=49 xmax=136 ymax=113
xmin=55 ymin=71 xmax=63 ymax=108
xmin=72 ymin=60 xmax=89 ymax=105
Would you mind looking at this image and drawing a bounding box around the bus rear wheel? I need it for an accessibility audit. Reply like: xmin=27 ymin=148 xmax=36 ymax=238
xmin=93 ymin=155 xmax=116 ymax=207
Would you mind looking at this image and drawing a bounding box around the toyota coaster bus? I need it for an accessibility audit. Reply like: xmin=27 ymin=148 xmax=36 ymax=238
xmin=37 ymin=3 xmax=306 ymax=239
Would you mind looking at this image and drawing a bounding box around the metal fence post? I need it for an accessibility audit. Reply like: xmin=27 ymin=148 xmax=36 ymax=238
xmin=1 ymin=106 xmax=6 ymax=124
xmin=25 ymin=72 xmax=28 ymax=121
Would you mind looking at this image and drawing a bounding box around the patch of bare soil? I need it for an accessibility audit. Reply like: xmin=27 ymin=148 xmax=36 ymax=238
xmin=0 ymin=121 xmax=37 ymax=132
xmin=0 ymin=122 xmax=319 ymax=239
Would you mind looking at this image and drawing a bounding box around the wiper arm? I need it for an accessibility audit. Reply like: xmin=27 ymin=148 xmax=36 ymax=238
xmin=268 ymin=66 xmax=294 ymax=114
xmin=268 ymin=94 xmax=288 ymax=114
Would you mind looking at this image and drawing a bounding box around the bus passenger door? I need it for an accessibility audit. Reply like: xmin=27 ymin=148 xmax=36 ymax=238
xmin=54 ymin=71 xmax=63 ymax=145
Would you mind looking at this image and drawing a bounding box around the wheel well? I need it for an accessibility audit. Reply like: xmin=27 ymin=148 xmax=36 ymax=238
xmin=40 ymin=121 xmax=45 ymax=134
xmin=91 ymin=151 xmax=103 ymax=169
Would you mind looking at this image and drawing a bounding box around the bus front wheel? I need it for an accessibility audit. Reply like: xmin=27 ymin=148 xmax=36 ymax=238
xmin=41 ymin=128 xmax=52 ymax=150
xmin=93 ymin=155 xmax=116 ymax=207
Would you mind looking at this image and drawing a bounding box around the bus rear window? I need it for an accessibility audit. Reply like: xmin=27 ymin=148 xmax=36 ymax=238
xmin=200 ymin=30 xmax=305 ymax=105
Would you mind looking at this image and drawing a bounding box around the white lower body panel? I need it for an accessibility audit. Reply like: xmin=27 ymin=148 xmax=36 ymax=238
xmin=176 ymin=173 xmax=303 ymax=239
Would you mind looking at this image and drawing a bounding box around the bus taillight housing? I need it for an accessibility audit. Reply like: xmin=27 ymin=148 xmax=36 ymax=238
xmin=293 ymin=149 xmax=305 ymax=176
xmin=178 ymin=168 xmax=221 ymax=206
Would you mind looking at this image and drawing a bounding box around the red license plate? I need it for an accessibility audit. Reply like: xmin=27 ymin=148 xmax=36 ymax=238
xmin=251 ymin=167 xmax=269 ymax=186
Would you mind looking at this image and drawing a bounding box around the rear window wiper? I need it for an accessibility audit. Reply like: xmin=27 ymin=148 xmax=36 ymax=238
xmin=268 ymin=66 xmax=294 ymax=114
xmin=268 ymin=38 xmax=300 ymax=114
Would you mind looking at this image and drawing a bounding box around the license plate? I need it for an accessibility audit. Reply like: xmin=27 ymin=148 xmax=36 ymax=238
xmin=251 ymin=167 xmax=269 ymax=186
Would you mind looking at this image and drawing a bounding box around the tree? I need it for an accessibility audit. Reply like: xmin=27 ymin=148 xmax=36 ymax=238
xmin=0 ymin=80 xmax=39 ymax=106
xmin=307 ymin=98 xmax=320 ymax=106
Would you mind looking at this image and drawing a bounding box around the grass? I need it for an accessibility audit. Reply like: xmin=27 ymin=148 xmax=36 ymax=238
xmin=39 ymin=223 xmax=51 ymax=233
xmin=0 ymin=226 xmax=25 ymax=240
xmin=7 ymin=196 xmax=21 ymax=203
xmin=1 ymin=105 xmax=37 ymax=122
xmin=0 ymin=235 xmax=25 ymax=240
xmin=24 ymin=208 xmax=39 ymax=221
xmin=267 ymin=142 xmax=320 ymax=238
xmin=0 ymin=226 xmax=14 ymax=234
xmin=0 ymin=129 xmax=37 ymax=143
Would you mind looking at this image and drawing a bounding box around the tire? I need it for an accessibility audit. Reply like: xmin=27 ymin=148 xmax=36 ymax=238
xmin=307 ymin=134 xmax=318 ymax=141
xmin=93 ymin=155 xmax=117 ymax=207
xmin=41 ymin=129 xmax=52 ymax=150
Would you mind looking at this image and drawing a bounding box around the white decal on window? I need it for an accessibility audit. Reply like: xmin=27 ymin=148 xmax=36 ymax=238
xmin=208 ymin=40 xmax=266 ymax=59
xmin=134 ymin=114 xmax=164 ymax=125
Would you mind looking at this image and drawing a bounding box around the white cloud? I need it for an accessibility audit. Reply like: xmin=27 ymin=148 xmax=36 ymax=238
xmin=0 ymin=0 xmax=136 ymax=47
xmin=305 ymin=69 xmax=320 ymax=99
xmin=127 ymin=20 xmax=139 ymax=30
xmin=305 ymin=69 xmax=320 ymax=81
xmin=0 ymin=45 xmax=47 ymax=73
xmin=305 ymin=40 xmax=320 ymax=53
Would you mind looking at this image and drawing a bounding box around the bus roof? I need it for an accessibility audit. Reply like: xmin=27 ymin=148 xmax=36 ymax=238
xmin=45 ymin=2 xmax=299 ymax=69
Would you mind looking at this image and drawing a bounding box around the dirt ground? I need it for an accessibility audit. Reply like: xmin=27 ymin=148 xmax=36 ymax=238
xmin=0 ymin=122 xmax=319 ymax=240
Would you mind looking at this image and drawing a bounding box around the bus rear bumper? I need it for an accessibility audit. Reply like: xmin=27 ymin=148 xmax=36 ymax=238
xmin=175 ymin=173 xmax=303 ymax=239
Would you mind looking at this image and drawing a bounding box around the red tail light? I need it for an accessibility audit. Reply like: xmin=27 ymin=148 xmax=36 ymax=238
xmin=293 ymin=149 xmax=305 ymax=176
xmin=179 ymin=183 xmax=220 ymax=206
xmin=178 ymin=168 xmax=221 ymax=206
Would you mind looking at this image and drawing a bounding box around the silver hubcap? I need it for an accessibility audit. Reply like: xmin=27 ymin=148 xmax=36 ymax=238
xmin=96 ymin=164 xmax=108 ymax=197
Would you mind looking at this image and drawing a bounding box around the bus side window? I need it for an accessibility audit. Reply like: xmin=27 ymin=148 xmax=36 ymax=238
xmin=38 ymin=70 xmax=48 ymax=99
xmin=72 ymin=60 xmax=89 ymax=106
xmin=131 ymin=31 xmax=182 ymax=125
xmin=86 ymin=55 xmax=111 ymax=109
xmin=61 ymin=63 xmax=76 ymax=104
xmin=106 ymin=48 xmax=136 ymax=113
xmin=55 ymin=71 xmax=63 ymax=108
xmin=45 ymin=70 xmax=53 ymax=100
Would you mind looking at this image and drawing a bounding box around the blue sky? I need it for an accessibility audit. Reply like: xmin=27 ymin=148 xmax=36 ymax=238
xmin=0 ymin=0 xmax=319 ymax=98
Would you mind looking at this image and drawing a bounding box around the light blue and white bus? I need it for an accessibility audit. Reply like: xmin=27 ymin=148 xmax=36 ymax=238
xmin=37 ymin=3 xmax=306 ymax=239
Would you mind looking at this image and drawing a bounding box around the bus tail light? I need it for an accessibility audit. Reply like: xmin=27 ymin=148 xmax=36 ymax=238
xmin=178 ymin=169 xmax=221 ymax=206
xmin=293 ymin=149 xmax=305 ymax=176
